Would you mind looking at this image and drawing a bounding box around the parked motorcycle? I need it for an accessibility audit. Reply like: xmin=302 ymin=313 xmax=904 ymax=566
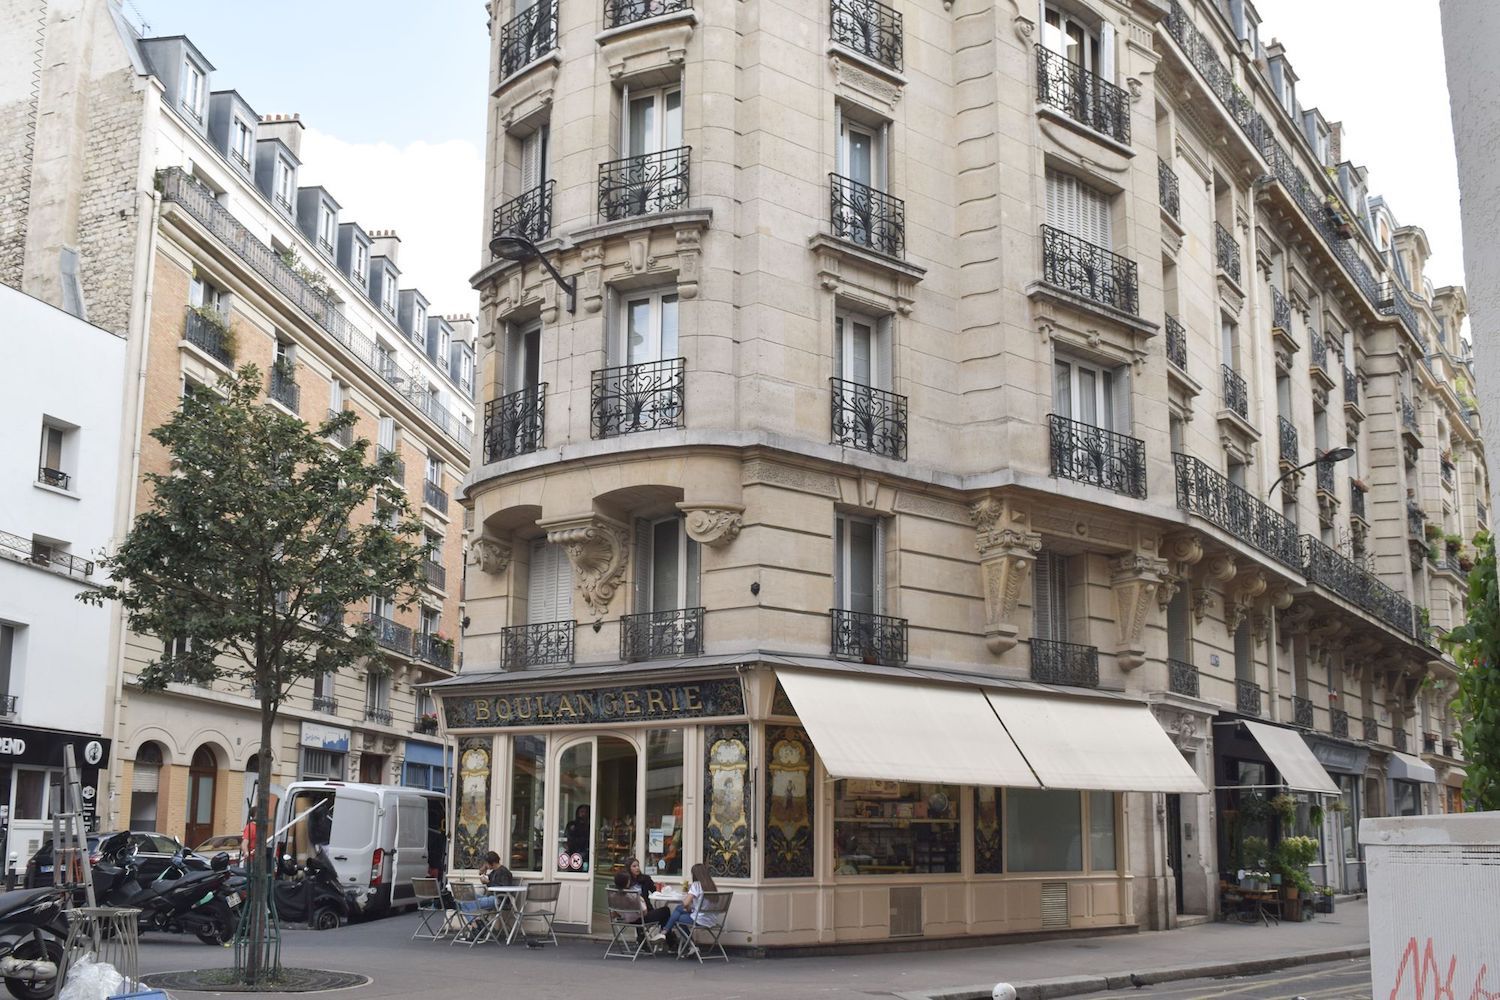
xmin=272 ymin=848 xmax=350 ymax=929
xmin=93 ymin=833 xmax=241 ymax=945
xmin=0 ymin=885 xmax=69 ymax=1000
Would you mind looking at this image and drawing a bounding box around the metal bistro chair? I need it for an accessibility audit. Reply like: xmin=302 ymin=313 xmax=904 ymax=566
xmin=449 ymin=881 xmax=499 ymax=947
xmin=677 ymin=890 xmax=733 ymax=963
xmin=515 ymin=880 xmax=560 ymax=946
xmin=604 ymin=888 xmax=647 ymax=961
xmin=410 ymin=877 xmax=450 ymax=942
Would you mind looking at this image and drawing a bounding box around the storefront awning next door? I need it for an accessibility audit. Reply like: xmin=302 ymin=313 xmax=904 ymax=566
xmin=983 ymin=691 xmax=1206 ymax=794
xmin=774 ymin=670 xmax=1040 ymax=787
xmin=1389 ymin=752 xmax=1439 ymax=784
xmin=1241 ymin=721 xmax=1341 ymax=795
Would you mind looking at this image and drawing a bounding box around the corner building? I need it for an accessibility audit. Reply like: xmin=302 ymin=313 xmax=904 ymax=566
xmin=440 ymin=0 xmax=1485 ymax=946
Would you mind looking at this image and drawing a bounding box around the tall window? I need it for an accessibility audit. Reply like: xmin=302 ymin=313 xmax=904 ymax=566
xmin=510 ymin=323 xmax=542 ymax=392
xmin=365 ymin=669 xmax=389 ymax=712
xmin=1046 ymin=170 xmax=1112 ymax=248
xmin=615 ymin=290 xmax=679 ymax=367
xmin=371 ymin=592 xmax=395 ymax=621
xmin=634 ymin=517 xmax=699 ymax=613
xmin=425 ymin=453 xmax=443 ymax=487
xmin=189 ymin=274 xmax=225 ymax=314
xmin=329 ymin=379 xmax=345 ymax=413
xmin=275 ymin=158 xmax=294 ymax=207
xmin=837 ymin=111 xmax=887 ymax=191
xmin=1221 ymin=316 xmax=1239 ymax=368
xmin=412 ymin=303 xmax=427 ymax=343
xmin=381 ymin=271 xmax=398 ymax=315
xmin=312 ymin=671 xmax=335 ymax=706
xmin=521 ymin=124 xmax=549 ymax=192
xmin=377 ymin=416 xmax=396 ymax=454
xmin=1032 ymin=551 xmax=1069 ymax=642
xmin=182 ymin=60 xmax=206 ymax=119
xmin=1041 ymin=4 xmax=1104 ymax=75
xmin=834 ymin=311 xmax=889 ymax=391
xmin=129 ymin=743 xmax=164 ymax=830
xmin=527 ymin=540 xmax=574 ymax=625
xmin=38 ymin=423 xmax=70 ymax=489
xmin=834 ymin=514 xmax=880 ymax=615
xmin=231 ymin=118 xmax=253 ymax=165
xmin=1054 ymin=357 xmax=1118 ymax=430
xmin=624 ymin=85 xmax=682 ymax=158
xmin=0 ymin=624 xmax=14 ymax=698
xmin=509 ymin=735 xmax=546 ymax=872
xmin=353 ymin=242 xmax=369 ymax=288
xmin=318 ymin=205 xmax=336 ymax=251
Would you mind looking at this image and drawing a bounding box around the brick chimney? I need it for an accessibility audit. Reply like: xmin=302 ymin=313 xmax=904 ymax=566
xmin=258 ymin=113 xmax=305 ymax=157
xmin=444 ymin=314 xmax=477 ymax=346
xmin=369 ymin=229 xmax=402 ymax=268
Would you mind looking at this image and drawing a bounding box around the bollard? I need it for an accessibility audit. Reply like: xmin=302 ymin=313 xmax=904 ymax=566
xmin=993 ymin=985 xmax=1018 ymax=1000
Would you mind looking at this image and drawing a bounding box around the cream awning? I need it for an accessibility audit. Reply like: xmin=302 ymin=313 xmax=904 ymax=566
xmin=774 ymin=669 xmax=1040 ymax=787
xmin=984 ymin=690 xmax=1207 ymax=794
xmin=1390 ymin=752 xmax=1439 ymax=784
xmin=1242 ymin=721 xmax=1341 ymax=795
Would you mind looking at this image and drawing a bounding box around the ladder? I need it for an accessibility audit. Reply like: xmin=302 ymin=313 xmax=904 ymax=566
xmin=49 ymin=744 xmax=96 ymax=908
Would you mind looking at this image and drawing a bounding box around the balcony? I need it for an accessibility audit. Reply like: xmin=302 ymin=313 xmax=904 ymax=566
xmin=1174 ymin=454 xmax=1300 ymax=569
xmin=830 ymin=609 xmax=909 ymax=666
xmin=1293 ymin=696 xmax=1314 ymax=729
xmin=620 ymin=607 xmax=704 ymax=661
xmin=1393 ymin=728 xmax=1408 ymax=753
xmin=183 ymin=307 xmax=233 ymax=367
xmin=1277 ymin=416 xmax=1299 ymax=466
xmin=1401 ymin=395 xmax=1420 ymax=443
xmin=423 ymin=479 xmax=449 ymax=514
xmin=1029 ymin=639 xmax=1099 ymax=689
xmin=598 ymin=146 xmax=691 ymax=221
xmin=269 ymin=365 xmax=300 ymax=413
xmin=1378 ymin=282 xmax=1421 ymax=342
xmin=1309 ymin=335 xmax=1336 ymax=391
xmin=1168 ymin=658 xmax=1200 ymax=698
xmin=365 ymin=613 xmax=412 ymax=656
xmin=830 ymin=174 xmax=905 ymax=258
xmin=498 ymin=0 xmax=557 ymax=79
xmin=327 ymin=409 xmax=353 ymax=447
xmin=364 ymin=704 xmax=394 ymax=726
xmin=605 ymin=0 xmax=693 ymax=30
xmin=1236 ymin=679 xmax=1263 ymax=717
xmin=2 ymin=529 xmax=93 ymax=577
xmin=1344 ymin=369 xmax=1361 ymax=411
xmin=1300 ymin=535 xmax=1416 ymax=638
xmin=1214 ymin=222 xmax=1241 ymax=284
xmin=831 ymin=378 xmax=907 ymax=460
xmin=38 ymin=467 xmax=69 ymax=490
xmin=484 ymin=385 xmax=546 ymax=463
xmin=1331 ymin=708 xmax=1350 ymax=739
xmin=1316 ymin=458 xmax=1335 ymax=497
xmin=1441 ymin=458 xmax=1455 ymax=488
xmin=1363 ymin=716 xmax=1380 ymax=742
xmin=311 ymin=695 xmax=338 ymax=715
xmin=830 ymin=0 xmax=902 ymax=72
xmin=1047 ymin=413 xmax=1147 ymax=499
xmin=1407 ymin=502 xmax=1426 ymax=539
xmin=591 ymin=359 xmax=685 ymax=438
xmin=1423 ymin=732 xmax=1438 ymax=755
xmin=502 ymin=620 xmax=576 ymax=670
xmin=376 ymin=445 xmax=406 ymax=484
xmin=491 ymin=180 xmax=554 ymax=250
xmin=1220 ymin=364 xmax=1248 ymax=420
xmin=1443 ymin=738 xmax=1456 ymax=757
xmin=1158 ymin=159 xmax=1180 ymax=220
xmin=423 ymin=559 xmax=446 ymax=592
xmin=1270 ymin=287 xmax=1292 ymax=334
xmin=1350 ymin=480 xmax=1367 ymax=523
xmin=1040 ymin=225 xmax=1139 ymax=315
xmin=415 ymin=633 xmax=454 ymax=671
xmin=1034 ymin=45 xmax=1130 ymax=145
xmin=1165 ymin=314 xmax=1187 ymax=370
xmin=1480 ymin=501 xmax=1489 ymax=528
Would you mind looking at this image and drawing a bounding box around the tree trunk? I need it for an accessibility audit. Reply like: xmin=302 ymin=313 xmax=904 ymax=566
xmin=244 ymin=688 xmax=278 ymax=981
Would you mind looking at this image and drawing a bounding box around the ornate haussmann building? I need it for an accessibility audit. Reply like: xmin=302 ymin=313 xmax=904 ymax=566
xmin=435 ymin=0 xmax=1486 ymax=945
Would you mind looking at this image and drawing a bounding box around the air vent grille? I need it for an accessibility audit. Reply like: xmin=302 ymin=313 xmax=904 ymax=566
xmin=1041 ymin=880 xmax=1069 ymax=928
xmin=889 ymin=885 xmax=923 ymax=937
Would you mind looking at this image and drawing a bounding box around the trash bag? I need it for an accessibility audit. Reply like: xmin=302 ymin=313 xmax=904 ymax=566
xmin=58 ymin=953 xmax=125 ymax=1000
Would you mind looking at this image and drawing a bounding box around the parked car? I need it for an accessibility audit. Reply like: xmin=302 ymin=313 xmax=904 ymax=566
xmin=193 ymin=834 xmax=244 ymax=860
xmin=23 ymin=831 xmax=206 ymax=889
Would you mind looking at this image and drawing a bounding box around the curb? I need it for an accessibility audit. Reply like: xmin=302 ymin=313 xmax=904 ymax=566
xmin=896 ymin=945 xmax=1372 ymax=1000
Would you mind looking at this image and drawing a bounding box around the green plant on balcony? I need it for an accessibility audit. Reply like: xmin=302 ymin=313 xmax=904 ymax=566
xmin=278 ymin=247 xmax=333 ymax=299
xmin=1445 ymin=532 xmax=1463 ymax=554
xmin=417 ymin=712 xmax=439 ymax=734
xmin=1425 ymin=522 xmax=1443 ymax=542
xmin=187 ymin=304 xmax=238 ymax=360
xmin=1460 ymin=552 xmax=1475 ymax=572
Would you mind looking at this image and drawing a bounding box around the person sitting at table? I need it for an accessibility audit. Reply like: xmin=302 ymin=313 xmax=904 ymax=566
xmin=612 ymin=870 xmax=667 ymax=945
xmin=624 ymin=859 xmax=670 ymax=939
xmin=661 ymin=863 xmax=719 ymax=947
xmin=455 ymin=851 xmax=514 ymax=936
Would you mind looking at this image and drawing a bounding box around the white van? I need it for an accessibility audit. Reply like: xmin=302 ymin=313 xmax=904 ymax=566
xmin=274 ymin=781 xmax=447 ymax=916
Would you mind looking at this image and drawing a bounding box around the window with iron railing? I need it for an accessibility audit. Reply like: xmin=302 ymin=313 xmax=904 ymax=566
xmin=1221 ymin=364 xmax=1248 ymax=419
xmin=1158 ymin=159 xmax=1180 ymax=219
xmin=831 ymin=609 xmax=908 ymax=666
xmin=1040 ymin=225 xmax=1139 ymax=315
xmin=605 ymin=0 xmax=692 ymax=30
xmin=1277 ymin=416 xmax=1298 ymax=465
xmin=502 ymin=620 xmax=576 ymax=670
xmin=485 ymin=385 xmax=546 ymax=462
xmin=830 ymin=174 xmax=905 ymax=258
xmin=1174 ymin=453 xmax=1299 ymax=568
xmin=491 ymin=180 xmax=554 ymax=250
xmin=1215 ymin=222 xmax=1241 ymax=284
xmin=1030 ymin=639 xmax=1100 ymax=689
xmin=1165 ymin=315 xmax=1187 ymax=369
xmin=830 ymin=378 xmax=907 ymax=460
xmin=1236 ymin=679 xmax=1263 ymax=717
xmin=592 ymin=359 xmax=685 ymax=438
xmin=499 ymin=0 xmax=558 ymax=79
xmin=830 ymin=0 xmax=902 ymax=71
xmin=1035 ymin=44 xmax=1130 ymax=144
xmin=620 ymin=607 xmax=704 ymax=661
xmin=1047 ymin=413 xmax=1147 ymax=499
xmin=599 ymin=147 xmax=691 ymax=221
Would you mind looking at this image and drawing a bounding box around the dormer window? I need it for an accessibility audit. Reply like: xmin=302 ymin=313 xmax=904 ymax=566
xmin=437 ymin=324 xmax=451 ymax=360
xmin=381 ymin=272 xmax=398 ymax=315
xmin=317 ymin=206 xmax=336 ymax=255
xmin=412 ymin=304 xmax=427 ymax=343
xmin=182 ymin=61 xmax=206 ymax=121
xmin=231 ymin=119 xmax=253 ymax=168
xmin=274 ymin=159 xmax=294 ymax=212
xmin=353 ymin=242 xmax=368 ymax=288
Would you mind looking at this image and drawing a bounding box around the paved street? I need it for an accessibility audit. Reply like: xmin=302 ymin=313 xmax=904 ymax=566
xmin=132 ymin=900 xmax=1371 ymax=1000
xmin=1117 ymin=958 xmax=1372 ymax=999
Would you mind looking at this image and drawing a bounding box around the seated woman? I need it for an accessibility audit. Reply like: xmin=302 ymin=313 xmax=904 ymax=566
xmin=661 ymin=863 xmax=719 ymax=948
xmin=612 ymin=870 xmax=667 ymax=945
xmin=622 ymin=858 xmax=670 ymax=940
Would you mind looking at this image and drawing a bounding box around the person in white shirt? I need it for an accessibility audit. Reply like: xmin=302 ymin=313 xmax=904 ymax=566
xmin=661 ymin=862 xmax=718 ymax=947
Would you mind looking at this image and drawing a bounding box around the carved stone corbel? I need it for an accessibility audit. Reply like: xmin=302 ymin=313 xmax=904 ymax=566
xmin=1191 ymin=550 xmax=1235 ymax=625
xmin=580 ymin=244 xmax=605 ymax=314
xmin=971 ymin=498 xmax=1042 ymax=655
xmin=467 ymin=535 xmax=513 ymax=575
xmin=675 ymin=227 xmax=702 ymax=299
xmin=1110 ymin=553 xmax=1170 ymax=671
xmin=543 ymin=514 xmax=630 ymax=618
xmin=676 ymin=502 xmax=743 ymax=548
xmin=1160 ymin=532 xmax=1204 ymax=610
xmin=1224 ymin=570 xmax=1266 ymax=636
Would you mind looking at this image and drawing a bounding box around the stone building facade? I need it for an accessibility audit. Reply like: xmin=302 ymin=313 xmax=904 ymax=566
xmin=0 ymin=0 xmax=475 ymax=863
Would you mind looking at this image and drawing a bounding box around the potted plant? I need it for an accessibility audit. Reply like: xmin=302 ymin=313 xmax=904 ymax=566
xmin=1327 ymin=798 xmax=1346 ymax=814
xmin=1425 ymin=523 xmax=1443 ymax=542
xmin=1460 ymin=552 xmax=1475 ymax=572
xmin=1314 ymin=884 xmax=1337 ymax=914
xmin=1444 ymin=532 xmax=1463 ymax=554
xmin=417 ymin=712 xmax=439 ymax=734
xmin=1272 ymin=835 xmax=1320 ymax=922
xmin=1269 ymin=793 xmax=1298 ymax=832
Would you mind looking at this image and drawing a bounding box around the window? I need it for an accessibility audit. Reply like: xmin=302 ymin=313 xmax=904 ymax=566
xmin=644 ymin=729 xmax=685 ymax=876
xmin=510 ymin=323 xmax=542 ymax=392
xmin=365 ymin=670 xmax=389 ymax=711
xmin=231 ymin=118 xmax=254 ymax=166
xmin=412 ymin=304 xmax=427 ymax=343
xmin=189 ymin=274 xmax=225 ymax=315
xmin=377 ymin=416 xmax=396 ymax=453
xmin=300 ymin=748 xmax=344 ymax=780
xmin=381 ymin=271 xmax=398 ymax=314
xmin=1007 ymin=788 xmax=1081 ymax=871
xmin=182 ymin=60 xmax=206 ymax=120
xmin=1046 ymin=170 xmax=1112 ymax=248
xmin=38 ymin=422 xmax=71 ymax=490
xmin=1054 ymin=357 xmax=1119 ymax=430
xmin=521 ymin=125 xmax=549 ymax=193
xmin=1233 ymin=620 xmax=1254 ymax=681
xmin=312 ymin=671 xmax=335 ymax=705
xmin=1220 ymin=316 xmax=1238 ymax=368
xmin=1032 ymin=551 xmax=1070 ymax=642
xmin=834 ymin=780 xmax=961 ymax=875
xmin=834 ymin=311 xmax=889 ymax=390
xmin=1339 ymin=774 xmax=1360 ymax=861
xmin=556 ymin=742 xmax=593 ymax=873
xmin=376 ymin=343 xmax=398 ymax=381
xmin=624 ymin=85 xmax=682 ymax=158
xmin=0 ymin=624 xmax=14 ymax=699
xmin=274 ymin=337 xmax=295 ymax=370
xmin=615 ymin=290 xmax=679 ymax=367
xmin=420 ymin=606 xmax=440 ymax=637
xmin=1089 ymin=789 xmax=1117 ymax=870
xmin=834 ymin=514 xmax=880 ymax=615
xmin=509 ymin=735 xmax=547 ymax=871
xmin=1166 ymin=586 xmax=1190 ymax=662
xmin=275 ymin=158 xmax=294 ymax=208
xmin=371 ymin=592 xmax=395 ymax=621
xmin=527 ymin=539 xmax=574 ymax=625
xmin=129 ymin=744 xmax=163 ymax=829
xmin=837 ymin=111 xmax=886 ymax=191
xmin=459 ymin=349 xmax=475 ymax=394
xmin=634 ymin=517 xmax=699 ymax=613
xmin=353 ymin=242 xmax=369 ymax=288
xmin=1393 ymin=780 xmax=1421 ymax=817
xmin=1041 ymin=4 xmax=1104 ymax=77
xmin=329 ymin=380 xmax=345 ymax=413
xmin=425 ymin=454 xmax=443 ymax=487
xmin=436 ymin=324 xmax=451 ymax=361
xmin=318 ymin=205 xmax=336 ymax=252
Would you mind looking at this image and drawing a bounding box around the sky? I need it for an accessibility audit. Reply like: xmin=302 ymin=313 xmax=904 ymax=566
xmin=124 ymin=0 xmax=1469 ymax=308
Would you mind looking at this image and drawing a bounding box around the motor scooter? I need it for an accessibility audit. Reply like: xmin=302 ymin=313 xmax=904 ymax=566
xmin=94 ymin=835 xmax=241 ymax=945
xmin=0 ymin=885 xmax=70 ymax=1000
xmin=273 ymin=847 xmax=350 ymax=929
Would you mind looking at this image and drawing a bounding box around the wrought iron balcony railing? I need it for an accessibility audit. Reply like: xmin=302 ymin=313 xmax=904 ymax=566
xmin=599 ymin=146 xmax=691 ymax=221
xmin=1236 ymin=679 xmax=1262 ymax=717
xmin=485 ymin=384 xmax=546 ymax=462
xmin=491 ymin=180 xmax=554 ymax=250
xmin=1423 ymin=732 xmax=1438 ymax=754
xmin=1441 ymin=458 xmax=1455 ymax=486
xmin=1158 ymin=158 xmax=1180 ymax=219
xmin=1443 ymin=738 xmax=1456 ymax=757
xmin=1393 ymin=728 xmax=1408 ymax=753
xmin=1344 ymin=368 xmax=1359 ymax=406
xmin=620 ymin=607 xmax=704 ymax=661
xmin=311 ymin=694 xmax=338 ymax=714
xmin=1300 ymin=534 xmax=1415 ymax=638
xmin=2 ymin=529 xmax=94 ymax=577
xmin=1407 ymin=503 xmax=1426 ymax=538
xmin=327 ymin=410 xmax=354 ymax=447
xmin=830 ymin=609 xmax=908 ymax=666
xmin=423 ymin=479 xmax=449 ymax=514
xmin=1270 ymin=286 xmax=1292 ymax=332
xmin=1165 ymin=314 xmax=1187 ymax=369
xmin=831 ymin=378 xmax=907 ymax=460
xmin=1331 ymin=708 xmax=1349 ymax=739
xmin=183 ymin=307 xmax=233 ymax=366
xmin=1221 ymin=364 xmax=1248 ymax=419
xmin=502 ymin=620 xmax=576 ymax=670
xmin=1035 ymin=45 xmax=1130 ymax=144
xmin=269 ymin=366 xmax=300 ymax=413
xmin=1310 ymin=333 xmax=1329 ymax=374
xmin=830 ymin=0 xmax=903 ymax=71
xmin=1316 ymin=458 xmax=1335 ymax=495
xmin=38 ymin=467 xmax=69 ymax=490
xmin=423 ymin=560 xmax=447 ymax=592
xmin=1215 ymin=222 xmax=1241 ymax=283
xmin=1401 ymin=395 xmax=1419 ymax=435
xmin=365 ymin=613 xmax=413 ymax=656
xmin=1350 ymin=480 xmax=1367 ymax=522
xmin=830 ymin=174 xmax=905 ymax=258
xmin=1363 ymin=716 xmax=1380 ymax=742
xmin=1277 ymin=416 xmax=1298 ymax=464
xmin=605 ymin=0 xmax=693 ymax=30
xmin=1047 ymin=413 xmax=1147 ymax=499
xmin=1029 ymin=638 xmax=1100 ymax=689
xmin=1293 ymin=695 xmax=1314 ymax=729
xmin=1378 ymin=282 xmax=1421 ymax=341
xmin=1040 ymin=224 xmax=1139 ymax=315
xmin=1168 ymin=658 xmax=1199 ymax=697
xmin=376 ymin=445 xmax=405 ymax=484
xmin=592 ymin=359 xmax=685 ymax=438
xmin=1174 ymin=454 xmax=1299 ymax=569
xmin=364 ymin=704 xmax=394 ymax=726
xmin=415 ymin=633 xmax=454 ymax=670
xmin=499 ymin=0 xmax=558 ymax=79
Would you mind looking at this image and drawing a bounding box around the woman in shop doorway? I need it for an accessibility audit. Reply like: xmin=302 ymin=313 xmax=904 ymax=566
xmin=661 ymin=863 xmax=718 ymax=950
xmin=564 ymin=804 xmax=590 ymax=865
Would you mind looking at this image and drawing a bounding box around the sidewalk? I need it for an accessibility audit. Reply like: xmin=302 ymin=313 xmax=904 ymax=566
xmin=136 ymin=900 xmax=1370 ymax=1000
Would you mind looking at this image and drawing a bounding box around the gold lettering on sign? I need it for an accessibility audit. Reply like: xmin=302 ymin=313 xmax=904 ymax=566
xmin=622 ymin=691 xmax=641 ymax=716
xmin=538 ymin=696 xmax=554 ymax=721
xmin=669 ymin=689 xmax=682 ymax=712
xmin=516 ymin=698 xmax=533 ymax=721
xmin=578 ymin=693 xmax=596 ymax=716
xmin=646 ymin=689 xmax=668 ymax=715
xmin=557 ymin=695 xmax=576 ymax=720
xmin=601 ymin=692 xmax=619 ymax=716
xmin=476 ymin=700 xmax=492 ymax=723
xmin=684 ymin=686 xmax=703 ymax=712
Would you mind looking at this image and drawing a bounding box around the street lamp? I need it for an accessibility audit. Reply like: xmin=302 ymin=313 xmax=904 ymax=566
xmin=488 ymin=233 xmax=576 ymax=314
xmin=1266 ymin=445 xmax=1356 ymax=499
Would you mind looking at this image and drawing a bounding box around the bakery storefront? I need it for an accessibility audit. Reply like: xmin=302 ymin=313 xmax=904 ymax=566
xmin=432 ymin=659 xmax=1203 ymax=948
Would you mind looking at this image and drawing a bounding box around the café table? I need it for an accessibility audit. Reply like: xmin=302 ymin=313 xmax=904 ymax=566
xmin=486 ymin=884 xmax=530 ymax=944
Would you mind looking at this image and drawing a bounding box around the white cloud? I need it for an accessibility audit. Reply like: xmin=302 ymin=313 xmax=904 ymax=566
xmin=297 ymin=128 xmax=484 ymax=319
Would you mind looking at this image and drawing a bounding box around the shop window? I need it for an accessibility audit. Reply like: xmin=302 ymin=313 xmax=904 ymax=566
xmin=509 ymin=735 xmax=546 ymax=872
xmin=557 ymin=742 xmax=594 ymax=873
xmin=975 ymin=787 xmax=1004 ymax=874
xmin=14 ymin=768 xmax=62 ymax=822
xmin=300 ymin=747 xmax=344 ymax=780
xmin=1088 ymin=789 xmax=1117 ymax=871
xmin=644 ymin=729 xmax=684 ymax=877
xmin=1393 ymin=780 xmax=1421 ymax=817
xmin=833 ymin=780 xmax=961 ymax=876
xmin=1006 ymin=787 xmax=1082 ymax=872
xmin=129 ymin=743 xmax=164 ymax=829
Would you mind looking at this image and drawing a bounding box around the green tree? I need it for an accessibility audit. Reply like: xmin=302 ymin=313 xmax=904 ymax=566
xmin=82 ymin=367 xmax=426 ymax=982
xmin=1444 ymin=530 xmax=1500 ymax=810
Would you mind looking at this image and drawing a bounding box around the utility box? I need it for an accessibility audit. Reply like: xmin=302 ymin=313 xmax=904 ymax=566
xmin=1360 ymin=813 xmax=1500 ymax=998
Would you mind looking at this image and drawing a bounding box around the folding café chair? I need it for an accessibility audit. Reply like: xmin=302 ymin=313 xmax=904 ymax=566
xmin=410 ymin=877 xmax=451 ymax=943
xmin=515 ymin=880 xmax=561 ymax=946
xmin=677 ymin=890 xmax=733 ymax=963
xmin=449 ymin=881 xmax=499 ymax=947
xmin=603 ymin=888 xmax=647 ymax=960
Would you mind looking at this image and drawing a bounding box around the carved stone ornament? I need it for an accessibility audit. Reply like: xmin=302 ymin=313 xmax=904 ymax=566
xmin=970 ymin=498 xmax=1042 ymax=654
xmin=677 ymin=502 xmax=744 ymax=548
xmin=1224 ymin=571 xmax=1267 ymax=637
xmin=1110 ymin=553 xmax=1169 ymax=671
xmin=543 ymin=515 xmax=630 ymax=618
xmin=467 ymin=536 xmax=513 ymax=576
xmin=1153 ymin=706 xmax=1205 ymax=753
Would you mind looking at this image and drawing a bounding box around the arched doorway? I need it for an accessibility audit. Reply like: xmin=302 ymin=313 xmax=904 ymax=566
xmin=185 ymin=747 xmax=218 ymax=848
xmin=129 ymin=743 xmax=165 ymax=831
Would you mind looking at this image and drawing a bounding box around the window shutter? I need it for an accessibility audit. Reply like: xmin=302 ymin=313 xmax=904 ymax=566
xmin=554 ymin=545 xmax=574 ymax=620
xmin=633 ymin=518 xmax=652 ymax=614
xmin=1032 ymin=551 xmax=1053 ymax=641
xmin=1081 ymin=181 xmax=1111 ymax=248
xmin=685 ymin=535 xmax=700 ymax=609
xmin=1099 ymin=21 xmax=1116 ymax=83
xmin=528 ymin=539 xmax=554 ymax=624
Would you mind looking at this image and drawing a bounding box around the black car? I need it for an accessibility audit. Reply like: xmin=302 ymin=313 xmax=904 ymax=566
xmin=24 ymin=831 xmax=206 ymax=888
